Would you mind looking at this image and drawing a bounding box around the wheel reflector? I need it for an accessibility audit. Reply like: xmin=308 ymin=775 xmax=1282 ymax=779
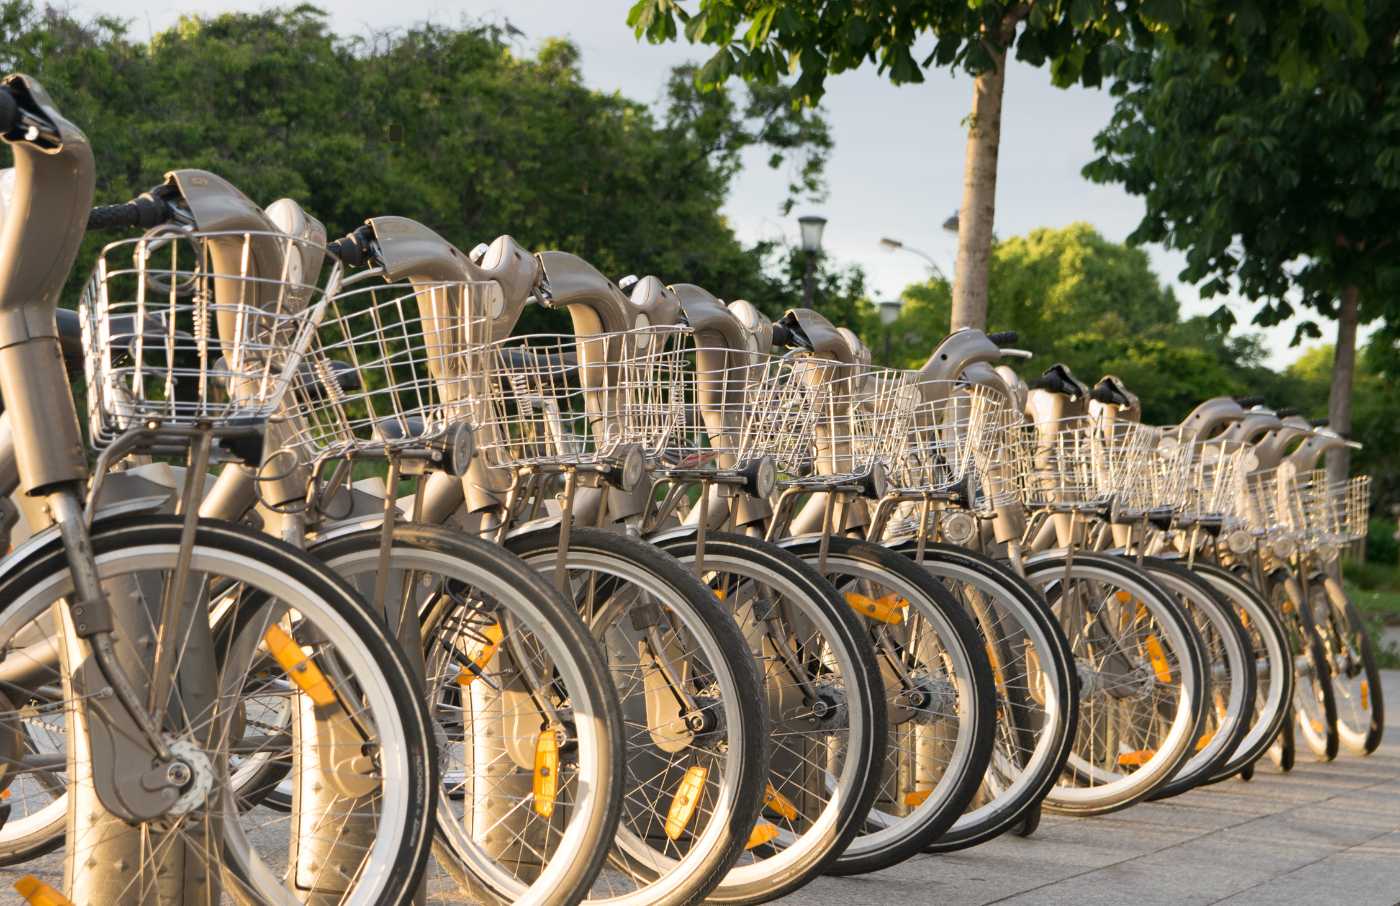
xmin=665 ymin=765 xmax=708 ymax=839
xmin=985 ymin=643 xmax=1007 ymax=690
xmin=263 ymin=624 xmax=338 ymax=708
xmin=746 ymin=821 xmax=780 ymax=849
xmin=457 ymin=623 xmax=504 ymax=687
xmin=904 ymin=788 xmax=932 ymax=807
xmin=1144 ymin=634 xmax=1172 ymax=683
xmin=1196 ymin=731 xmax=1215 ymax=752
xmin=844 ymin=592 xmax=908 ymax=624
xmin=764 ymin=783 xmax=798 ymax=820
xmin=533 ymin=729 xmax=559 ymax=817
xmin=1117 ymin=749 xmax=1156 ymax=766
xmin=1361 ymin=681 xmax=1369 ymax=710
xmin=15 ymin=877 xmax=73 ymax=906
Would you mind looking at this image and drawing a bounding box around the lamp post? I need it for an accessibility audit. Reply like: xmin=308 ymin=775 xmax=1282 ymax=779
xmin=879 ymin=236 xmax=948 ymax=282
xmin=878 ymin=297 xmax=903 ymax=364
xmin=798 ymin=215 xmax=826 ymax=309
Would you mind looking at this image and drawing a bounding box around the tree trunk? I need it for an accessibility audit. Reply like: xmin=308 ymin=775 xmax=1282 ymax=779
xmin=950 ymin=44 xmax=1008 ymax=332
xmin=1326 ymin=284 xmax=1359 ymax=485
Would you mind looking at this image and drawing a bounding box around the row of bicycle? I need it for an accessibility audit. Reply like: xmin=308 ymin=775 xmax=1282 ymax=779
xmin=0 ymin=73 xmax=1384 ymax=906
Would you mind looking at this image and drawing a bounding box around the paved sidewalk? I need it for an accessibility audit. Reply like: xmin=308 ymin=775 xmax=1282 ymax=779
xmin=781 ymin=669 xmax=1400 ymax=906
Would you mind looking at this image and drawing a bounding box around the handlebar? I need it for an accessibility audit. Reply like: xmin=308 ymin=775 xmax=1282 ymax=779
xmin=1234 ymin=395 xmax=1266 ymax=408
xmin=986 ymin=330 xmax=1018 ymax=346
xmin=1275 ymin=407 xmax=1300 ymax=418
xmin=327 ymin=225 xmax=375 ymax=267
xmin=770 ymin=321 xmax=796 ymax=349
xmin=87 ymin=194 xmax=175 ymax=232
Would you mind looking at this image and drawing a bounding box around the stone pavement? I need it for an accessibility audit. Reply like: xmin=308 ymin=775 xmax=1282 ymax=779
xmin=780 ymin=669 xmax=1400 ymax=906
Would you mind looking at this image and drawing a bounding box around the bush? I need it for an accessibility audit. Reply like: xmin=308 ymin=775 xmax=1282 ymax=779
xmin=1366 ymin=517 xmax=1399 ymax=565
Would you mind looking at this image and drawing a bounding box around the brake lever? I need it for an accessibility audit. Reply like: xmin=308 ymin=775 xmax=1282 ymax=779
xmin=999 ymin=348 xmax=1033 ymax=360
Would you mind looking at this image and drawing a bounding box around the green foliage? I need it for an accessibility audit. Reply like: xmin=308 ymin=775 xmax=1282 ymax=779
xmin=0 ymin=1 xmax=866 ymax=327
xmin=881 ymin=223 xmax=1284 ymax=423
xmin=1086 ymin=0 xmax=1400 ymax=337
xmin=1283 ymin=337 xmax=1400 ymax=510
xmin=627 ymin=0 xmax=1366 ymax=103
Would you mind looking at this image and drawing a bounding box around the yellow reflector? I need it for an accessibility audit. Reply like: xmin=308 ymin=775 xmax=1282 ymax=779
xmin=1282 ymin=599 xmax=1295 ymax=614
xmin=844 ymin=592 xmax=908 ymax=624
xmin=764 ymin=783 xmax=798 ymax=821
xmin=665 ymin=765 xmax=708 ymax=840
xmin=1309 ymin=718 xmax=1325 ymax=734
xmin=1117 ymin=749 xmax=1156 ymax=767
xmin=1144 ymin=634 xmax=1172 ymax=684
xmin=457 ymin=623 xmax=504 ymax=687
xmin=903 ymin=788 xmax=932 ymax=807
xmin=14 ymin=877 xmax=74 ymax=906
xmin=746 ymin=821 xmax=780 ymax=850
xmin=1195 ymin=731 xmax=1215 ymax=752
xmin=263 ymin=624 xmax=337 ymax=708
xmin=533 ymin=729 xmax=559 ymax=818
xmin=1361 ymin=681 xmax=1369 ymax=710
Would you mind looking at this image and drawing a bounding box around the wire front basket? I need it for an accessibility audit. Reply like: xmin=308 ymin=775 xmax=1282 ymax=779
xmin=654 ymin=348 xmax=822 ymax=477
xmin=1334 ymin=474 xmax=1372 ymax=542
xmin=472 ymin=328 xmax=688 ymax=471
xmin=803 ymin=361 xmax=917 ymax=483
xmin=279 ymin=279 xmax=498 ymax=463
xmin=1010 ymin=416 xmax=1158 ymax=512
xmin=81 ymin=230 xmax=328 ymax=448
xmin=890 ymin=381 xmax=1011 ymax=495
xmin=1177 ymin=439 xmax=1253 ymax=525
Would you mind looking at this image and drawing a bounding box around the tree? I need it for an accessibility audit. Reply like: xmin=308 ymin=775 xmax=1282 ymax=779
xmin=883 ymin=223 xmax=1280 ymax=423
xmin=1086 ymin=0 xmax=1400 ymax=482
xmin=0 ymin=1 xmax=838 ymax=326
xmin=627 ymin=0 xmax=1365 ymax=333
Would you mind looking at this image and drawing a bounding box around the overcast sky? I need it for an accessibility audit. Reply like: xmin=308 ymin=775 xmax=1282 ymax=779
xmin=78 ymin=0 xmax=1340 ymax=367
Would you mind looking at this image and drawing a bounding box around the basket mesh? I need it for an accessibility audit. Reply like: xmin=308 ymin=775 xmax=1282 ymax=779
xmin=81 ymin=230 xmax=326 ymax=447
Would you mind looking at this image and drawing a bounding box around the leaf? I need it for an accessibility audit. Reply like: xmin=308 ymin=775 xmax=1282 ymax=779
xmin=1139 ymin=0 xmax=1184 ymax=29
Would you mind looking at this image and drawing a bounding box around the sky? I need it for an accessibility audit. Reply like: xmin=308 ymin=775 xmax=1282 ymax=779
xmin=78 ymin=0 xmax=1341 ymax=367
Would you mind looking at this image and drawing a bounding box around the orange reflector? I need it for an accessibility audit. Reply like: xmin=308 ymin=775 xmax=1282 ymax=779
xmin=844 ymin=592 xmax=908 ymax=624
xmin=1195 ymin=731 xmax=1215 ymax=752
xmin=263 ymin=624 xmax=337 ymax=708
xmin=665 ymin=765 xmax=708 ymax=839
xmin=713 ymin=587 xmax=727 ymax=601
xmin=764 ymin=783 xmax=798 ymax=821
xmin=1116 ymin=591 xmax=1134 ymax=604
xmin=457 ymin=623 xmax=504 ymax=687
xmin=533 ymin=729 xmax=559 ymax=818
xmin=1282 ymin=599 xmax=1295 ymax=614
xmin=1361 ymin=681 xmax=1369 ymax=710
xmin=985 ymin=642 xmax=1007 ymax=690
xmin=904 ymin=788 xmax=932 ymax=807
xmin=746 ymin=821 xmax=780 ymax=849
xmin=15 ymin=877 xmax=74 ymax=906
xmin=1117 ymin=749 xmax=1156 ymax=767
xmin=1 ymin=788 xmax=10 ymax=800
xmin=1309 ymin=718 xmax=1325 ymax=734
xmin=1144 ymin=634 xmax=1172 ymax=683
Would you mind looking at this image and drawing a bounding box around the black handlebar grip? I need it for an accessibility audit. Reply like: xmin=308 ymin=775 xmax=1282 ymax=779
xmin=327 ymin=226 xmax=374 ymax=267
xmin=1027 ymin=375 xmax=1056 ymax=392
xmin=87 ymin=195 xmax=172 ymax=231
xmin=1234 ymin=395 xmax=1266 ymax=408
xmin=1276 ymin=407 xmax=1300 ymax=418
xmin=0 ymin=87 xmax=17 ymax=136
xmin=769 ymin=322 xmax=794 ymax=348
xmin=987 ymin=330 xmax=1018 ymax=346
xmin=1310 ymin=417 xmax=1329 ymax=428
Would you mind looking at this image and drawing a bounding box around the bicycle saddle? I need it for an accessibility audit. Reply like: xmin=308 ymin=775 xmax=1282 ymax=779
xmin=55 ymin=308 xmax=173 ymax=369
xmin=498 ymin=345 xmax=579 ymax=381
xmin=372 ymin=415 xmax=429 ymax=442
xmin=1027 ymin=363 xmax=1088 ymax=399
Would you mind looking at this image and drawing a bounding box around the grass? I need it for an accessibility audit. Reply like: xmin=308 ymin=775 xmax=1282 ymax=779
xmin=1344 ymin=557 xmax=1400 ymax=669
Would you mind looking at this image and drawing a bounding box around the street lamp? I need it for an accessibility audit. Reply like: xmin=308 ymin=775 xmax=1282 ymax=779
xmin=798 ymin=215 xmax=826 ymax=308
xmin=879 ymin=236 xmax=947 ymax=282
xmin=878 ymin=297 xmax=903 ymax=363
